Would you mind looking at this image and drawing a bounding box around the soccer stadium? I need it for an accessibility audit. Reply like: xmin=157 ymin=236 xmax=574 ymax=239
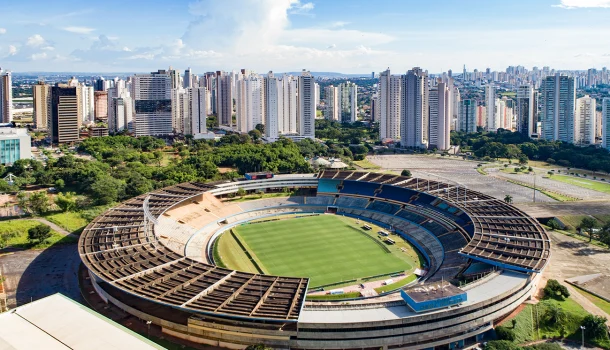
xmin=79 ymin=170 xmax=550 ymax=349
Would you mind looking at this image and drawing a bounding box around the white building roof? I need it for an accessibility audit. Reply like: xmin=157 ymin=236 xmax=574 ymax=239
xmin=0 ymin=294 xmax=164 ymax=350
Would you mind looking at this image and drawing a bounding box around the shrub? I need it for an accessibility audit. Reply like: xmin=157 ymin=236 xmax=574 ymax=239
xmin=401 ymin=169 xmax=412 ymax=177
xmin=495 ymin=326 xmax=516 ymax=341
xmin=484 ymin=340 xmax=521 ymax=350
xmin=28 ymin=224 xmax=52 ymax=244
xmin=543 ymin=279 xmax=570 ymax=299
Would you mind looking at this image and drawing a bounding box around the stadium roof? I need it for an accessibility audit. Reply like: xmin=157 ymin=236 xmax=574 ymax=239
xmin=0 ymin=294 xmax=164 ymax=350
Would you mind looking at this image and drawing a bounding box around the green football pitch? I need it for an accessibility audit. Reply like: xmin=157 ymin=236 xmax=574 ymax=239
xmin=218 ymin=214 xmax=418 ymax=287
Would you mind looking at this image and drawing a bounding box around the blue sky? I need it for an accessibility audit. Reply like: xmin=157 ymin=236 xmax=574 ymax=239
xmin=0 ymin=0 xmax=610 ymax=73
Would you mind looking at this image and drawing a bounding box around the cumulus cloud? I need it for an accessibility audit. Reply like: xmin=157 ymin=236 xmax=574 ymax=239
xmin=63 ymin=26 xmax=95 ymax=34
xmin=554 ymin=0 xmax=610 ymax=8
xmin=26 ymin=34 xmax=46 ymax=47
xmin=0 ymin=28 xmax=6 ymax=34
xmin=327 ymin=44 xmax=337 ymax=49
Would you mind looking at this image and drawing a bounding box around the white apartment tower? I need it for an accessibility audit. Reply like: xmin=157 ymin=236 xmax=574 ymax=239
xmin=401 ymin=67 xmax=429 ymax=149
xmin=575 ymin=95 xmax=596 ymax=146
xmin=171 ymin=87 xmax=189 ymax=134
xmin=451 ymin=86 xmax=460 ymax=131
xmin=0 ymin=69 xmax=12 ymax=123
xmin=379 ymin=69 xmax=401 ymax=141
xmin=428 ymin=81 xmax=451 ymax=150
xmin=297 ymin=70 xmax=316 ymax=139
xmin=541 ymin=74 xmax=576 ymax=143
xmin=235 ymin=73 xmax=264 ymax=134
xmin=338 ymin=82 xmax=358 ymax=123
xmin=516 ymin=85 xmax=535 ymax=137
xmin=485 ymin=84 xmax=498 ymax=131
xmin=281 ymin=75 xmax=298 ymax=134
xmin=324 ymin=85 xmax=339 ymax=121
xmin=132 ymin=70 xmax=173 ymax=136
xmin=78 ymin=85 xmax=95 ymax=125
xmin=264 ymin=72 xmax=281 ymax=140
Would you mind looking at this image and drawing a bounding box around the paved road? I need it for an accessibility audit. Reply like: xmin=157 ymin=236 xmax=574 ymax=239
xmin=543 ymin=231 xmax=610 ymax=325
xmin=0 ymin=243 xmax=83 ymax=308
xmin=515 ymin=200 xmax=610 ymax=218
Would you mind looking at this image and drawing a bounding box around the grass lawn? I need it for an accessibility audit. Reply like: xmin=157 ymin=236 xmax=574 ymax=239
xmin=44 ymin=211 xmax=89 ymax=234
xmin=226 ymin=215 xmax=417 ymax=288
xmin=549 ymin=174 xmax=610 ymax=194
xmin=374 ymin=274 xmax=417 ymax=294
xmin=0 ymin=220 xmax=77 ymax=249
xmin=572 ymin=286 xmax=610 ymax=316
xmin=353 ymin=158 xmax=381 ymax=170
xmin=476 ymin=167 xmax=488 ymax=175
xmin=505 ymin=295 xmax=610 ymax=348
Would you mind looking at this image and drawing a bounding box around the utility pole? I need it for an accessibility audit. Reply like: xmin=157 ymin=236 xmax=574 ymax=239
xmin=533 ymin=171 xmax=536 ymax=203
xmin=581 ymin=325 xmax=585 ymax=348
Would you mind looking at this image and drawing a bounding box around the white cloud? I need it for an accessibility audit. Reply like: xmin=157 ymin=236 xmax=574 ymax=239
xmin=26 ymin=34 xmax=46 ymax=47
xmin=62 ymin=26 xmax=95 ymax=34
xmin=327 ymin=44 xmax=336 ymax=49
xmin=8 ymin=45 xmax=17 ymax=55
xmin=330 ymin=21 xmax=349 ymax=28
xmin=31 ymin=52 xmax=47 ymax=60
xmin=289 ymin=1 xmax=314 ymax=14
xmin=554 ymin=0 xmax=610 ymax=8
xmin=0 ymin=28 xmax=6 ymax=35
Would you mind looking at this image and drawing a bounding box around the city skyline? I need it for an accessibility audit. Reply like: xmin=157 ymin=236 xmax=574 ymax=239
xmin=1 ymin=0 xmax=610 ymax=73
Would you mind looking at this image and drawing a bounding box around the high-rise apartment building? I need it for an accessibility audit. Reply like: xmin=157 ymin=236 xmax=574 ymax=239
xmin=0 ymin=69 xmax=12 ymax=123
xmin=378 ymin=69 xmax=401 ymax=141
xmin=516 ymin=85 xmax=535 ymax=137
xmin=575 ymin=95 xmax=596 ymax=146
xmin=401 ymin=67 xmax=429 ymax=149
xmin=132 ymin=70 xmax=173 ymax=136
xmin=33 ymin=82 xmax=51 ymax=130
xmin=216 ymin=71 xmax=233 ymax=126
xmin=184 ymin=67 xmax=193 ymax=89
xmin=94 ymin=91 xmax=108 ymax=121
xmin=281 ymin=75 xmax=298 ymax=134
xmin=428 ymin=81 xmax=450 ymax=150
xmin=171 ymin=87 xmax=189 ymax=134
xmin=235 ymin=73 xmax=264 ymax=134
xmin=485 ymin=84 xmax=498 ymax=131
xmin=541 ymin=74 xmax=575 ymax=143
xmin=264 ymin=72 xmax=281 ymax=140
xmin=297 ymin=70 xmax=316 ymax=139
xmin=50 ymin=86 xmax=81 ymax=144
xmin=78 ymin=85 xmax=95 ymax=124
xmin=459 ymin=99 xmax=477 ymax=133
xmin=451 ymin=86 xmax=460 ymax=131
xmin=324 ymin=85 xmax=339 ymax=121
xmin=370 ymin=93 xmax=380 ymax=123
xmin=190 ymin=87 xmax=208 ymax=136
xmin=109 ymin=96 xmax=133 ymax=133
xmin=337 ymin=82 xmax=358 ymax=123
xmin=602 ymin=98 xmax=610 ymax=150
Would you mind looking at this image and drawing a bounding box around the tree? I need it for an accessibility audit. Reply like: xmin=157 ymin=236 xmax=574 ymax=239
xmin=28 ymin=224 xmax=51 ymax=244
xmin=504 ymin=195 xmax=513 ymax=204
xmin=579 ymin=217 xmax=600 ymax=242
xmin=152 ymin=151 xmax=164 ymax=167
xmin=495 ymin=326 xmax=516 ymax=341
xmin=511 ymin=319 xmax=517 ymax=329
xmin=55 ymin=192 xmax=77 ymax=212
xmin=401 ymin=169 xmax=412 ymax=177
xmin=91 ymin=176 xmax=125 ymax=205
xmin=544 ymin=303 xmax=567 ymax=326
xmin=255 ymin=123 xmax=265 ymax=134
xmin=248 ymin=129 xmax=262 ymax=141
xmin=54 ymin=178 xmax=65 ymax=189
xmin=236 ymin=187 xmax=246 ymax=198
xmin=29 ymin=191 xmax=50 ymax=215
xmin=543 ymin=279 xmax=570 ymax=299
xmin=582 ymin=314 xmax=609 ymax=340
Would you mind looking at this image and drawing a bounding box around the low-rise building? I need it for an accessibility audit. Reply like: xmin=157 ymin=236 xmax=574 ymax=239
xmin=0 ymin=127 xmax=31 ymax=164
